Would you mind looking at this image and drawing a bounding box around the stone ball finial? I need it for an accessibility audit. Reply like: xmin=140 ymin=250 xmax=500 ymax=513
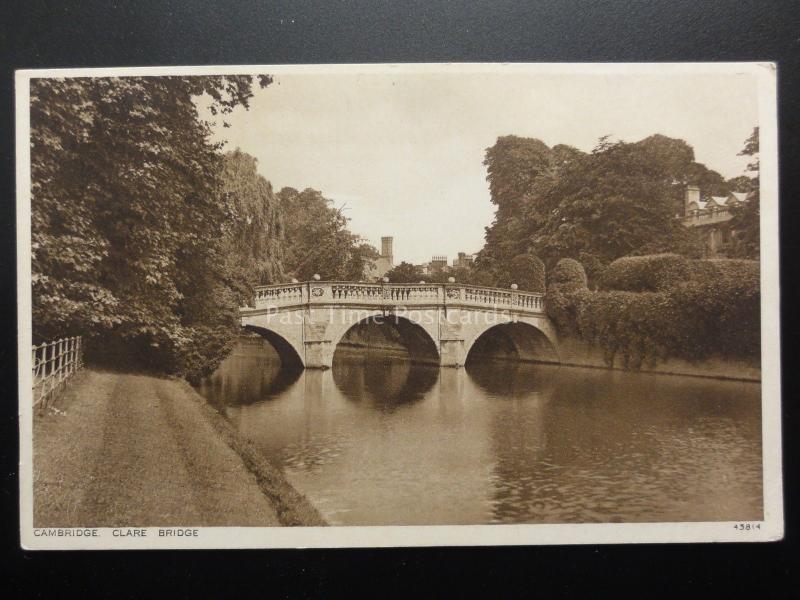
xmin=511 ymin=283 xmax=518 ymax=290
xmin=312 ymin=274 xmax=321 ymax=281
xmin=382 ymin=277 xmax=389 ymax=283
xmin=419 ymin=280 xmax=426 ymax=284
xmin=290 ymin=278 xmax=299 ymax=284
xmin=447 ymin=276 xmax=456 ymax=283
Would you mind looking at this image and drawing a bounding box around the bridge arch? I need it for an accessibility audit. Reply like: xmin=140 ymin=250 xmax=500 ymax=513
xmin=243 ymin=324 xmax=305 ymax=369
xmin=330 ymin=312 xmax=440 ymax=366
xmin=464 ymin=320 xmax=559 ymax=366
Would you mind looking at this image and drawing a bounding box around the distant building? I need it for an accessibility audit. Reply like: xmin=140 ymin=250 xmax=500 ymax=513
xmin=365 ymin=236 xmax=394 ymax=280
xmin=429 ymin=255 xmax=449 ymax=274
xmin=452 ymin=252 xmax=475 ymax=269
xmin=681 ymin=185 xmax=750 ymax=257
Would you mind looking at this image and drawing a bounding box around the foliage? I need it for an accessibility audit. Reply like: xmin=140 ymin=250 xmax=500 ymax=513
xmin=548 ymin=258 xmax=588 ymax=288
xmin=601 ymin=253 xmax=704 ymax=292
xmin=493 ymin=253 xmax=546 ymax=292
xmin=276 ymin=187 xmax=379 ymax=281
xmin=545 ymin=258 xmax=589 ymax=335
xmin=385 ymin=261 xmax=424 ymax=283
xmin=219 ymin=149 xmax=286 ymax=304
xmin=477 ymin=136 xmax=577 ymax=272
xmin=478 ymin=133 xmax=730 ymax=278
xmin=548 ymin=256 xmax=760 ymax=367
xmin=727 ymin=127 xmax=760 ymax=259
xmin=577 ymin=251 xmax=608 ymax=290
xmin=31 ymin=75 xmax=271 ymax=379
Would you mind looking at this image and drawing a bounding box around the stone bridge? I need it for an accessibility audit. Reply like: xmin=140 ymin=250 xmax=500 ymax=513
xmin=239 ymin=281 xmax=559 ymax=369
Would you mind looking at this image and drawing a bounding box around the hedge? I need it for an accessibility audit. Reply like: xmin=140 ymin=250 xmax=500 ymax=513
xmin=546 ymin=258 xmax=589 ymax=335
xmin=549 ymin=258 xmax=588 ymax=289
xmin=547 ymin=256 xmax=760 ymax=368
xmin=602 ymin=253 xmax=692 ymax=292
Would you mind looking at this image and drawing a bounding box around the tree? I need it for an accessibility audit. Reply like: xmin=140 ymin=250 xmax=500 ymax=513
xmin=218 ymin=149 xmax=286 ymax=304
xmin=477 ymin=133 xmax=722 ymax=282
xmin=534 ymin=135 xmax=702 ymax=266
xmin=494 ymin=253 xmax=546 ymax=292
xmin=385 ymin=261 xmax=424 ymax=283
xmin=478 ymin=136 xmax=572 ymax=271
xmin=31 ymin=75 xmax=271 ymax=376
xmin=727 ymin=127 xmax=760 ymax=259
xmin=277 ymin=187 xmax=379 ymax=280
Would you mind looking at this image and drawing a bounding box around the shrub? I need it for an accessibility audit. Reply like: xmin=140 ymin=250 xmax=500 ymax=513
xmin=548 ymin=255 xmax=760 ymax=368
xmin=708 ymin=259 xmax=759 ymax=285
xmin=509 ymin=253 xmax=546 ymax=293
xmin=575 ymin=290 xmax=674 ymax=369
xmin=549 ymin=258 xmax=588 ymax=289
xmin=578 ymin=252 xmax=608 ymax=290
xmin=546 ymin=258 xmax=589 ymax=334
xmin=601 ymin=253 xmax=690 ymax=292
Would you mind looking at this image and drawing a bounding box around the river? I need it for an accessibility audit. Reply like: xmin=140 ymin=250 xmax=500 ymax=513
xmin=196 ymin=338 xmax=763 ymax=526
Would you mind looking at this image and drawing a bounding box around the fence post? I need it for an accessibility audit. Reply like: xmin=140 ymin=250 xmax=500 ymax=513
xmin=33 ymin=336 xmax=85 ymax=410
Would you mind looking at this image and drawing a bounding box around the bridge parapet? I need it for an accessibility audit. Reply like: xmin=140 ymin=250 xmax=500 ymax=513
xmin=248 ymin=281 xmax=545 ymax=314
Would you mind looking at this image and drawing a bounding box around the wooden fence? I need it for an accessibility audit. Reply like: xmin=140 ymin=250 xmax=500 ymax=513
xmin=32 ymin=336 xmax=83 ymax=409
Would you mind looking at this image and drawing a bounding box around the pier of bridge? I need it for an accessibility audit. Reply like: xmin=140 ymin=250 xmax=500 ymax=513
xmin=239 ymin=281 xmax=559 ymax=369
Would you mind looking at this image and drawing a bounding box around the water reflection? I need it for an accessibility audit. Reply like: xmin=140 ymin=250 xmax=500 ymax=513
xmin=466 ymin=359 xmax=559 ymax=398
xmin=332 ymin=347 xmax=438 ymax=412
xmin=196 ymin=338 xmax=763 ymax=526
xmin=196 ymin=339 xmax=301 ymax=408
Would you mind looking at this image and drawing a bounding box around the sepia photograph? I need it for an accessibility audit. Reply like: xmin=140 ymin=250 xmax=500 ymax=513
xmin=17 ymin=63 xmax=782 ymax=548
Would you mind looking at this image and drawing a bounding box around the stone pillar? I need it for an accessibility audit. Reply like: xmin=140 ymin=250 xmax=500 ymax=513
xmin=438 ymin=307 xmax=467 ymax=367
xmin=303 ymin=308 xmax=335 ymax=369
xmin=439 ymin=338 xmax=466 ymax=367
xmin=303 ymin=340 xmax=334 ymax=369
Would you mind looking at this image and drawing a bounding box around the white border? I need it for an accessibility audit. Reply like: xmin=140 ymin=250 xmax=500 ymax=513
xmin=16 ymin=63 xmax=783 ymax=549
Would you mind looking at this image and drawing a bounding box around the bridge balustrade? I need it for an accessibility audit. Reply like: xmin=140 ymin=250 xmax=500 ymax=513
xmin=250 ymin=281 xmax=545 ymax=314
xmin=255 ymin=284 xmax=305 ymax=307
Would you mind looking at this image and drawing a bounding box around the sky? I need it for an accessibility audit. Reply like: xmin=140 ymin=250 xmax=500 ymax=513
xmin=210 ymin=69 xmax=758 ymax=265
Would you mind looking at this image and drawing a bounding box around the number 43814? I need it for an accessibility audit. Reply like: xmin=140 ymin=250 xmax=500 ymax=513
xmin=733 ymin=523 xmax=761 ymax=531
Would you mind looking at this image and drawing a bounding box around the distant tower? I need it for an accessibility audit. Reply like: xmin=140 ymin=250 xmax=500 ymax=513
xmin=381 ymin=236 xmax=394 ymax=261
xmin=363 ymin=236 xmax=394 ymax=280
xmin=685 ymin=185 xmax=701 ymax=215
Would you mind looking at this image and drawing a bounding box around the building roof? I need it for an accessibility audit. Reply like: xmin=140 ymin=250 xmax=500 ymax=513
xmin=730 ymin=191 xmax=748 ymax=203
xmin=710 ymin=196 xmax=729 ymax=207
xmin=688 ymin=200 xmax=708 ymax=211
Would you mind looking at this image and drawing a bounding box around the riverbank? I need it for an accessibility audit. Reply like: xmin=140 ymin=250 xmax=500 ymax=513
xmin=341 ymin=333 xmax=761 ymax=382
xmin=33 ymin=369 xmax=325 ymax=527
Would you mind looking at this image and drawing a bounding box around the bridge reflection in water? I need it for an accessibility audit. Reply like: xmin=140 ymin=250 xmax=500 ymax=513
xmin=196 ymin=337 xmax=763 ymax=526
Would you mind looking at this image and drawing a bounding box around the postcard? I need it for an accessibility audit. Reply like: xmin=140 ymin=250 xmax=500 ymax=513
xmin=17 ymin=62 xmax=782 ymax=548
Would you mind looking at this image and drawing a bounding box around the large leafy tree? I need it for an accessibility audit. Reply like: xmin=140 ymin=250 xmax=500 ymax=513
xmin=535 ymin=135 xmax=704 ymax=265
xmin=277 ymin=187 xmax=379 ymax=281
xmin=31 ymin=75 xmax=271 ymax=375
xmin=219 ymin=149 xmax=286 ymax=303
xmin=477 ymin=134 xmax=715 ymax=281
xmin=727 ymin=127 xmax=760 ymax=259
xmin=478 ymin=136 xmax=579 ymax=273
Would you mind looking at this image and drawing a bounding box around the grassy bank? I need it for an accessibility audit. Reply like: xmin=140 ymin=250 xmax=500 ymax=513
xmin=34 ymin=369 xmax=325 ymax=527
xmin=175 ymin=379 xmax=326 ymax=526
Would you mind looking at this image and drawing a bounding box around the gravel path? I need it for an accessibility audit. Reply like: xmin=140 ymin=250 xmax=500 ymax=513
xmin=34 ymin=370 xmax=280 ymax=527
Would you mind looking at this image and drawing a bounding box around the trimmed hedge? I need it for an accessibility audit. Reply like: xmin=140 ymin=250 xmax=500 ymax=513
xmin=602 ymin=253 xmax=691 ymax=292
xmin=546 ymin=258 xmax=589 ymax=336
xmin=549 ymin=258 xmax=588 ymax=288
xmin=602 ymin=254 xmax=759 ymax=293
xmin=548 ymin=256 xmax=760 ymax=368
xmin=510 ymin=253 xmax=546 ymax=293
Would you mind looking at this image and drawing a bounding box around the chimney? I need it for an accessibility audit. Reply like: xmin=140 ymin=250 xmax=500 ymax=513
xmin=381 ymin=236 xmax=393 ymax=260
xmin=685 ymin=186 xmax=700 ymax=214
